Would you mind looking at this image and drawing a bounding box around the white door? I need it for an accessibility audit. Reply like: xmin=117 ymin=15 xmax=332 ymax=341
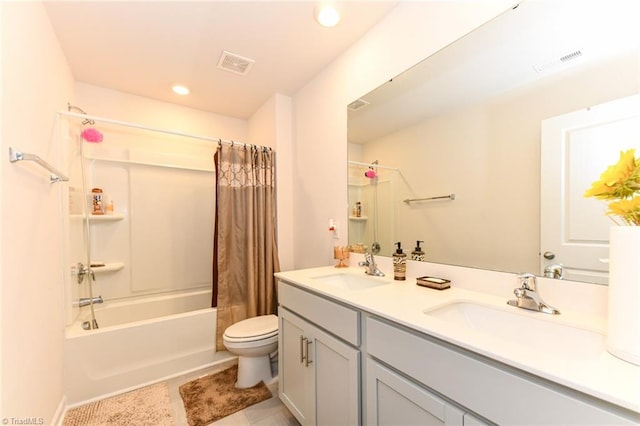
xmin=540 ymin=94 xmax=640 ymax=284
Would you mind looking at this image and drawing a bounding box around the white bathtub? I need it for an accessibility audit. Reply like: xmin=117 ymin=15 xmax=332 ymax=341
xmin=63 ymin=289 xmax=234 ymax=405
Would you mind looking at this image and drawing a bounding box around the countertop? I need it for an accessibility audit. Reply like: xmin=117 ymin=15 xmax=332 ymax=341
xmin=275 ymin=263 xmax=640 ymax=414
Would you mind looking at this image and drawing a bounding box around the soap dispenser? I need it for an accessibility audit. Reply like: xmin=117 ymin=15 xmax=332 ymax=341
xmin=411 ymin=240 xmax=425 ymax=261
xmin=393 ymin=242 xmax=407 ymax=281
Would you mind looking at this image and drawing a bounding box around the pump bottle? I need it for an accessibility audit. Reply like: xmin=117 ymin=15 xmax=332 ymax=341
xmin=393 ymin=242 xmax=407 ymax=281
xmin=411 ymin=240 xmax=425 ymax=261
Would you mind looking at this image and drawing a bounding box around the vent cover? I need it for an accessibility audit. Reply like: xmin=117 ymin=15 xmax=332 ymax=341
xmin=560 ymin=50 xmax=583 ymax=63
xmin=534 ymin=49 xmax=584 ymax=74
xmin=348 ymin=98 xmax=370 ymax=112
xmin=217 ymin=51 xmax=255 ymax=76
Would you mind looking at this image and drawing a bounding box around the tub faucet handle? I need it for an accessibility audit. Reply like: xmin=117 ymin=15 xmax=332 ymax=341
xmin=75 ymin=262 xmax=96 ymax=284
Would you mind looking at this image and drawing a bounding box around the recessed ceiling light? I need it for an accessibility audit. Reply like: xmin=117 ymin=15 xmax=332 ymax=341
xmin=315 ymin=4 xmax=340 ymax=28
xmin=172 ymin=85 xmax=190 ymax=95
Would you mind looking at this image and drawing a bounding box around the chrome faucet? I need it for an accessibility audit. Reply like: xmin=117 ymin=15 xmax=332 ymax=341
xmin=544 ymin=263 xmax=564 ymax=279
xmin=78 ymin=295 xmax=103 ymax=307
xmin=358 ymin=252 xmax=385 ymax=277
xmin=507 ymin=273 xmax=560 ymax=315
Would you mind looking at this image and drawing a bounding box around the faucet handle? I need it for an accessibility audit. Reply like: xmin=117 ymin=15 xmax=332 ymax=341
xmin=517 ymin=272 xmax=536 ymax=291
xmin=514 ymin=287 xmax=526 ymax=298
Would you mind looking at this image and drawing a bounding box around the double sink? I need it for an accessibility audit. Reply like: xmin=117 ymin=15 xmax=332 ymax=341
xmin=311 ymin=272 xmax=605 ymax=360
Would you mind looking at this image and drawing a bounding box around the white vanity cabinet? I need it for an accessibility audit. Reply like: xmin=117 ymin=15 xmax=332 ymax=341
xmin=366 ymin=316 xmax=638 ymax=425
xmin=366 ymin=359 xmax=487 ymax=425
xmin=278 ymin=281 xmax=361 ymax=426
xmin=276 ymin=270 xmax=638 ymax=426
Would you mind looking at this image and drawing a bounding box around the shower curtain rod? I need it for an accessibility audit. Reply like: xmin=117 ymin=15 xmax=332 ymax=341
xmin=348 ymin=160 xmax=398 ymax=171
xmin=57 ymin=110 xmax=272 ymax=151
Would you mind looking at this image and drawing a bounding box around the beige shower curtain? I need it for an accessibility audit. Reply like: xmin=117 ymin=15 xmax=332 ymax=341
xmin=213 ymin=143 xmax=280 ymax=350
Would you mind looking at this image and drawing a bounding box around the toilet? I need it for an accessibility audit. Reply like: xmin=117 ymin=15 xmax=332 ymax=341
xmin=223 ymin=314 xmax=279 ymax=388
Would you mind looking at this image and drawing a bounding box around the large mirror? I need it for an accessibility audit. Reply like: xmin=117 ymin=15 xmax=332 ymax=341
xmin=347 ymin=0 xmax=640 ymax=284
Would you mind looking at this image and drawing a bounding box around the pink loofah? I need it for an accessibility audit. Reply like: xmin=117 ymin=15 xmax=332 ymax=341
xmin=81 ymin=128 xmax=104 ymax=143
xmin=364 ymin=169 xmax=376 ymax=179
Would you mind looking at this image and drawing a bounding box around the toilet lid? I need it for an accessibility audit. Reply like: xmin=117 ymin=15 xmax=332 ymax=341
xmin=224 ymin=314 xmax=278 ymax=339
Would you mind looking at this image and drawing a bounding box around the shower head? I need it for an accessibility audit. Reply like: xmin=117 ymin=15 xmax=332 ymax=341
xmin=67 ymin=103 xmax=95 ymax=125
xmin=364 ymin=160 xmax=379 ymax=179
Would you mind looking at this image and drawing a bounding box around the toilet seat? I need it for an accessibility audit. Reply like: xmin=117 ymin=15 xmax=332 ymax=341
xmin=223 ymin=314 xmax=278 ymax=343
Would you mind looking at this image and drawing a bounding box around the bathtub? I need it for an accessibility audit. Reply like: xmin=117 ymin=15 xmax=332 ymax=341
xmin=63 ymin=289 xmax=234 ymax=405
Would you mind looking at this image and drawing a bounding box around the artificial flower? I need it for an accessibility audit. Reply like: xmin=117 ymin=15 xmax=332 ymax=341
xmin=585 ymin=149 xmax=640 ymax=225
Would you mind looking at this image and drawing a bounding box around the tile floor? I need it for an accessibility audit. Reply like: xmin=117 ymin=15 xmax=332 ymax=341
xmin=167 ymin=359 xmax=299 ymax=426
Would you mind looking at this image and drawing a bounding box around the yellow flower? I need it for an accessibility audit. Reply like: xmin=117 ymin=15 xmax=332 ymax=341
xmin=607 ymin=197 xmax=640 ymax=226
xmin=584 ymin=149 xmax=640 ymax=200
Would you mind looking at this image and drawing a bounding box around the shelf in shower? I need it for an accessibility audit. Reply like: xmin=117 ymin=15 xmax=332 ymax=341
xmin=70 ymin=214 xmax=125 ymax=222
xmin=348 ymin=216 xmax=368 ymax=221
xmin=91 ymin=262 xmax=124 ymax=273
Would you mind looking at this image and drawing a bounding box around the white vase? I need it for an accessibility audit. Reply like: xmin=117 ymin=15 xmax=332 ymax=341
xmin=607 ymin=226 xmax=640 ymax=366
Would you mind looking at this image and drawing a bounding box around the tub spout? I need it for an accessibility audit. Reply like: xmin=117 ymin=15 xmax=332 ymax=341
xmin=78 ymin=295 xmax=103 ymax=307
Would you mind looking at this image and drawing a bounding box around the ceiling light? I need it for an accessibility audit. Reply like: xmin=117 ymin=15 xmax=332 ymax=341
xmin=315 ymin=4 xmax=340 ymax=28
xmin=172 ymin=85 xmax=190 ymax=95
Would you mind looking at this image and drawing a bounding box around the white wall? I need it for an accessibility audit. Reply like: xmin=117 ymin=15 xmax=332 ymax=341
xmin=248 ymin=93 xmax=295 ymax=272
xmin=1 ymin=2 xmax=75 ymax=422
xmin=291 ymin=1 xmax=516 ymax=268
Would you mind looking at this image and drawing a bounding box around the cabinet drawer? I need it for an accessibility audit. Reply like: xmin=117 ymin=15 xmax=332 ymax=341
xmin=366 ymin=316 xmax=636 ymax=425
xmin=278 ymin=280 xmax=360 ymax=346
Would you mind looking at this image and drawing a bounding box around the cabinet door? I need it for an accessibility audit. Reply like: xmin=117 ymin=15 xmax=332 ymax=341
xmin=366 ymin=359 xmax=465 ymax=426
xmin=312 ymin=324 xmax=360 ymax=426
xmin=279 ymin=309 xmax=314 ymax=424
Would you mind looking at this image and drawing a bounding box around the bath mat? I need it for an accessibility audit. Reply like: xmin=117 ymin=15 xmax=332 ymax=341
xmin=62 ymin=382 xmax=173 ymax=426
xmin=179 ymin=364 xmax=272 ymax=426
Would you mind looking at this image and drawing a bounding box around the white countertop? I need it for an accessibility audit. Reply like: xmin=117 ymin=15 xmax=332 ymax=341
xmin=275 ymin=261 xmax=640 ymax=414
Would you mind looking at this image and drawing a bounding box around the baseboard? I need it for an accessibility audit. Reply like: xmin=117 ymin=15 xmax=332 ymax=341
xmin=52 ymin=395 xmax=67 ymax=426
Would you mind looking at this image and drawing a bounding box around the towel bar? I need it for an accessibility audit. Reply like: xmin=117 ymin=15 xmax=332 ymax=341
xmin=9 ymin=147 xmax=68 ymax=183
xmin=403 ymin=193 xmax=455 ymax=204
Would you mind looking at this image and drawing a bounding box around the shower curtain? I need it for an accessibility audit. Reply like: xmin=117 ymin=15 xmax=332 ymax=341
xmin=213 ymin=143 xmax=280 ymax=349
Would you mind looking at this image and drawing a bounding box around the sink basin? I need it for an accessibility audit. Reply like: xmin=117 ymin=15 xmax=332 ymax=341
xmin=424 ymin=302 xmax=605 ymax=359
xmin=311 ymin=273 xmax=388 ymax=291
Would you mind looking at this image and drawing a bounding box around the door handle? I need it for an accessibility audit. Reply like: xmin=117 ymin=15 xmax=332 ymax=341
xmin=543 ymin=251 xmax=555 ymax=260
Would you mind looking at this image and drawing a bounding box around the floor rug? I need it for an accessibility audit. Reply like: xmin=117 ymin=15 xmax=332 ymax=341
xmin=62 ymin=382 xmax=173 ymax=426
xmin=179 ymin=364 xmax=273 ymax=426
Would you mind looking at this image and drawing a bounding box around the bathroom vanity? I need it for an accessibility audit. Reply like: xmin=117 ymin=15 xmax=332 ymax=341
xmin=276 ymin=262 xmax=640 ymax=425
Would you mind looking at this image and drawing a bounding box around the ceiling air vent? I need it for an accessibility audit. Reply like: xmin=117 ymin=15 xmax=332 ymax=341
xmin=533 ymin=49 xmax=584 ymax=74
xmin=217 ymin=51 xmax=255 ymax=76
xmin=348 ymin=98 xmax=370 ymax=112
xmin=560 ymin=50 xmax=582 ymax=63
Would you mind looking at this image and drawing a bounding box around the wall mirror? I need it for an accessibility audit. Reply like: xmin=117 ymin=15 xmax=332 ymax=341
xmin=347 ymin=0 xmax=640 ymax=285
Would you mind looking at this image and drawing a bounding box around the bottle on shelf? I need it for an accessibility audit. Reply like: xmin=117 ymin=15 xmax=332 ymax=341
xmin=91 ymin=188 xmax=104 ymax=215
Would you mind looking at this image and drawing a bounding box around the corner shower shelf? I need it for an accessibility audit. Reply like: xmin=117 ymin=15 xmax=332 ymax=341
xmin=349 ymin=216 xmax=368 ymax=221
xmin=70 ymin=214 xmax=125 ymax=222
